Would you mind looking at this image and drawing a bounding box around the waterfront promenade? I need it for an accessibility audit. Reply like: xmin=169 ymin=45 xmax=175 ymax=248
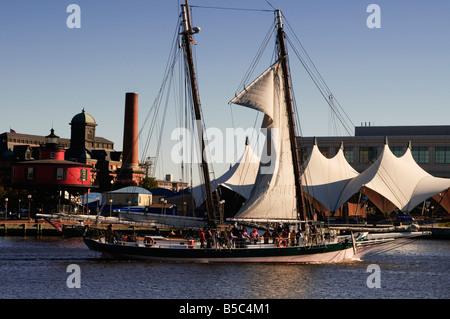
xmin=0 ymin=217 xmax=449 ymax=239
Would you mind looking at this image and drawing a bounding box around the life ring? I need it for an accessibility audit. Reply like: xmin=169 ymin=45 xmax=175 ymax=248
xmin=278 ymin=239 xmax=287 ymax=248
xmin=143 ymin=236 xmax=154 ymax=247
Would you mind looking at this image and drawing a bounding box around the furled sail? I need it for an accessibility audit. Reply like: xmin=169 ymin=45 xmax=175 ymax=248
xmin=229 ymin=61 xmax=297 ymax=221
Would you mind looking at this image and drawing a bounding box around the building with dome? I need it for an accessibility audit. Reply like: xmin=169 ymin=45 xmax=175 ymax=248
xmin=65 ymin=108 xmax=115 ymax=163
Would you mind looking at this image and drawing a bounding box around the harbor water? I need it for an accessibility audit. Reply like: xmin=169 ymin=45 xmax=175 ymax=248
xmin=0 ymin=236 xmax=448 ymax=300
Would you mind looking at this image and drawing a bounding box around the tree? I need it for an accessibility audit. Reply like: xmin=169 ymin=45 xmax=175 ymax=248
xmin=140 ymin=177 xmax=158 ymax=190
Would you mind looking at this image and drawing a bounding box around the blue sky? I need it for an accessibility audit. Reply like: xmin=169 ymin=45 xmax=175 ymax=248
xmin=1 ymin=0 xmax=449 ymax=181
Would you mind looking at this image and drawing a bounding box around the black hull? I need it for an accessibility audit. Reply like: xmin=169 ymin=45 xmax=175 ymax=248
xmin=60 ymin=225 xmax=86 ymax=237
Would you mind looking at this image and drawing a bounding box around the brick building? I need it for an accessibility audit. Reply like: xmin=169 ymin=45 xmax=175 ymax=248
xmin=0 ymin=109 xmax=122 ymax=190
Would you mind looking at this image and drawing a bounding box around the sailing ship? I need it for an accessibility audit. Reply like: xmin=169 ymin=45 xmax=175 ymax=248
xmin=83 ymin=2 xmax=429 ymax=263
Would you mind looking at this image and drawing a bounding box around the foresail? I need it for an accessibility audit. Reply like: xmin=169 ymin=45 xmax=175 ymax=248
xmin=230 ymin=61 xmax=298 ymax=222
xmin=230 ymin=62 xmax=278 ymax=120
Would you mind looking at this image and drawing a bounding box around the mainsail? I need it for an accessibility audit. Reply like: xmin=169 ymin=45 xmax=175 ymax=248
xmin=230 ymin=61 xmax=297 ymax=222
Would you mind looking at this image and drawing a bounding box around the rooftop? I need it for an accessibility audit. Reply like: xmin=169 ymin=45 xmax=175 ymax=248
xmin=355 ymin=125 xmax=450 ymax=137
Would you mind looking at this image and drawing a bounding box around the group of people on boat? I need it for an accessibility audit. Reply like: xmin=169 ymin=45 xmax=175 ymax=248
xmin=194 ymin=223 xmax=323 ymax=249
xmin=101 ymin=221 xmax=331 ymax=248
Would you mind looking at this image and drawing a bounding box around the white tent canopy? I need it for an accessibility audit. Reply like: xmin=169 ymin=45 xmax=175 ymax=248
xmin=301 ymin=141 xmax=359 ymax=213
xmin=192 ymin=140 xmax=259 ymax=207
xmin=194 ymin=135 xmax=450 ymax=216
xmin=334 ymin=140 xmax=450 ymax=213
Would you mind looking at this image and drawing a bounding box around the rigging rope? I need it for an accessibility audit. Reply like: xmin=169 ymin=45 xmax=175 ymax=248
xmin=190 ymin=5 xmax=273 ymax=13
xmin=235 ymin=19 xmax=276 ymax=95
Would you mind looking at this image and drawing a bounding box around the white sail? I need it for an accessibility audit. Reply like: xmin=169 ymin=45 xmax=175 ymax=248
xmin=230 ymin=61 xmax=297 ymax=222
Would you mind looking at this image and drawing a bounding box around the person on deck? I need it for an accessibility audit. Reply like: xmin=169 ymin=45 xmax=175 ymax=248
xmin=199 ymin=229 xmax=206 ymax=248
xmin=263 ymin=229 xmax=271 ymax=244
xmin=289 ymin=229 xmax=297 ymax=246
xmin=272 ymin=229 xmax=280 ymax=245
xmin=206 ymin=229 xmax=213 ymax=248
xmin=250 ymin=229 xmax=259 ymax=244
xmin=105 ymin=224 xmax=115 ymax=243
xmin=231 ymin=224 xmax=240 ymax=247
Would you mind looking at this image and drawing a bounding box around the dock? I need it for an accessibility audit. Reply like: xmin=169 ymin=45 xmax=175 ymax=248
xmin=420 ymin=225 xmax=450 ymax=239
xmin=1 ymin=215 xmax=449 ymax=239
xmin=0 ymin=218 xmax=183 ymax=237
xmin=0 ymin=220 xmax=57 ymax=236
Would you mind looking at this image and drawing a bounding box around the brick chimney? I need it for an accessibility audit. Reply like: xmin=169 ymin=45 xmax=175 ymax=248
xmin=122 ymin=92 xmax=139 ymax=171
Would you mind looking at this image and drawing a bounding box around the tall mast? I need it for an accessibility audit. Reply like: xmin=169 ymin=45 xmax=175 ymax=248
xmin=275 ymin=10 xmax=305 ymax=222
xmin=180 ymin=1 xmax=217 ymax=226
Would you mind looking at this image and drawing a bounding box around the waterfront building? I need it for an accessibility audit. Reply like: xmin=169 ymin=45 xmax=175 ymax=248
xmin=157 ymin=174 xmax=189 ymax=193
xmin=102 ymin=186 xmax=152 ymax=207
xmin=11 ymin=129 xmax=94 ymax=213
xmin=0 ymin=109 xmax=122 ymax=191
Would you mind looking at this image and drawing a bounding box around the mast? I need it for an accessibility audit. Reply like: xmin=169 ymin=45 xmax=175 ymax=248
xmin=180 ymin=2 xmax=217 ymax=226
xmin=275 ymin=10 xmax=305 ymax=222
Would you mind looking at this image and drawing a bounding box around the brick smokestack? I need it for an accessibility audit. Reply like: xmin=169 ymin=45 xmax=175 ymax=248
xmin=122 ymin=92 xmax=139 ymax=170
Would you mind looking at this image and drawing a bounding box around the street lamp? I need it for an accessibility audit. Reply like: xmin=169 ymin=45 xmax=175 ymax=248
xmin=96 ymin=196 xmax=100 ymax=214
xmin=160 ymin=198 xmax=167 ymax=215
xmin=4 ymin=198 xmax=8 ymax=221
xmin=109 ymin=198 xmax=113 ymax=217
xmin=28 ymin=195 xmax=32 ymax=222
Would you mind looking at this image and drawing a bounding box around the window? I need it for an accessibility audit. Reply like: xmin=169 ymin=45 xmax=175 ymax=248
xmin=300 ymin=147 xmax=308 ymax=164
xmin=55 ymin=168 xmax=67 ymax=180
xmin=26 ymin=167 xmax=36 ymax=180
xmin=412 ymin=147 xmax=429 ymax=164
xmin=319 ymin=147 xmax=330 ymax=158
xmin=343 ymin=147 xmax=354 ymax=163
xmin=390 ymin=146 xmax=403 ymax=158
xmin=80 ymin=169 xmax=88 ymax=181
xmin=435 ymin=147 xmax=450 ymax=164
xmin=359 ymin=147 xmax=377 ymax=164
xmin=50 ymin=152 xmax=56 ymax=159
